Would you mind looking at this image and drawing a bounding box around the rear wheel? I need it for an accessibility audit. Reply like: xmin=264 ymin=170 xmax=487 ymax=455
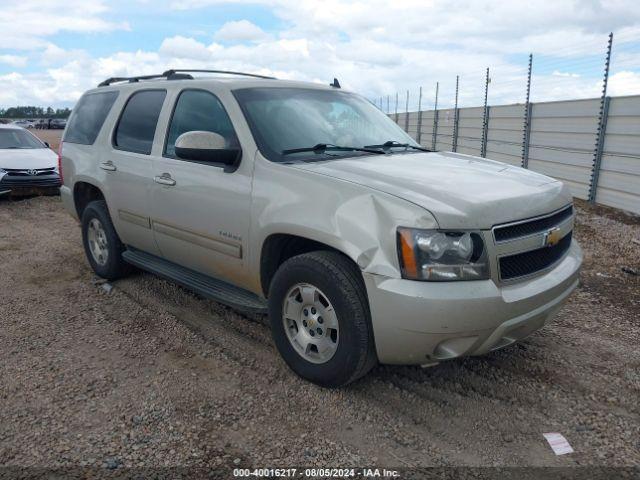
xmin=81 ymin=200 xmax=132 ymax=280
xmin=268 ymin=251 xmax=377 ymax=387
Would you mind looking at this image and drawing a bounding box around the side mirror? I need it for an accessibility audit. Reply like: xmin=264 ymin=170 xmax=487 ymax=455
xmin=174 ymin=131 xmax=240 ymax=166
xmin=44 ymin=142 xmax=50 ymax=148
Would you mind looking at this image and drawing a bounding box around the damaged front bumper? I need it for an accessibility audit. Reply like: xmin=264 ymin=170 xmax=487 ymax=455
xmin=363 ymin=240 xmax=583 ymax=365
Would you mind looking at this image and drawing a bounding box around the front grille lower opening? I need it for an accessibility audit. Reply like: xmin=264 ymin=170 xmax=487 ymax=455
xmin=499 ymin=231 xmax=572 ymax=280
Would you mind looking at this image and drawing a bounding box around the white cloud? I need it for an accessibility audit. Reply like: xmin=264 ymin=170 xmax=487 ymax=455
xmin=40 ymin=44 xmax=90 ymax=66
xmin=214 ymin=20 xmax=269 ymax=43
xmin=552 ymin=70 xmax=581 ymax=77
xmin=0 ymin=0 xmax=128 ymax=50
xmin=160 ymin=36 xmax=213 ymax=60
xmin=2 ymin=0 xmax=640 ymax=109
xmin=0 ymin=55 xmax=27 ymax=68
xmin=609 ymin=71 xmax=640 ymax=96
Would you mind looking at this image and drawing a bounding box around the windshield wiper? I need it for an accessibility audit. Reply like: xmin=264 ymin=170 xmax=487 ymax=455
xmin=282 ymin=143 xmax=385 ymax=156
xmin=364 ymin=140 xmax=430 ymax=152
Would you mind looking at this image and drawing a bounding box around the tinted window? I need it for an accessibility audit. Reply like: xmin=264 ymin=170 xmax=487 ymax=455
xmin=64 ymin=91 xmax=118 ymax=145
xmin=115 ymin=90 xmax=166 ymax=155
xmin=165 ymin=90 xmax=238 ymax=158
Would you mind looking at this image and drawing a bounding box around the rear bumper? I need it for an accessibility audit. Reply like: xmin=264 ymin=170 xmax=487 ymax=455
xmin=363 ymin=240 xmax=583 ymax=365
xmin=60 ymin=185 xmax=78 ymax=219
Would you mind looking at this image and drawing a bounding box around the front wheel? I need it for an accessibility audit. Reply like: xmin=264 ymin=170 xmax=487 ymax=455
xmin=268 ymin=251 xmax=377 ymax=387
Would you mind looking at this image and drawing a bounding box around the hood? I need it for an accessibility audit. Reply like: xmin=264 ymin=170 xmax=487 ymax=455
xmin=290 ymin=151 xmax=571 ymax=229
xmin=0 ymin=148 xmax=58 ymax=170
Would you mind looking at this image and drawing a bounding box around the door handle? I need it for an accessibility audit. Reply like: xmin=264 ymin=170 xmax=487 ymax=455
xmin=100 ymin=160 xmax=116 ymax=171
xmin=154 ymin=173 xmax=176 ymax=186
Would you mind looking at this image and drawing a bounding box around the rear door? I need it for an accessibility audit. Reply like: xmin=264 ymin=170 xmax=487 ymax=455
xmin=104 ymin=89 xmax=166 ymax=255
xmin=149 ymin=88 xmax=253 ymax=288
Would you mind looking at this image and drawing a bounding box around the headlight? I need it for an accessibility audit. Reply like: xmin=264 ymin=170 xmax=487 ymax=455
xmin=397 ymin=228 xmax=490 ymax=281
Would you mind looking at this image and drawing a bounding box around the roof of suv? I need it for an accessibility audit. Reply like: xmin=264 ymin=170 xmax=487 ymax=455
xmin=89 ymin=71 xmax=345 ymax=95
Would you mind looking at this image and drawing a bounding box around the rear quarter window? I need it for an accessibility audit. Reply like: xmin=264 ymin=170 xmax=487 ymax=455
xmin=64 ymin=91 xmax=119 ymax=145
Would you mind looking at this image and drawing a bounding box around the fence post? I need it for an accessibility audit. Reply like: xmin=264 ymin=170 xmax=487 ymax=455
xmin=481 ymin=68 xmax=490 ymax=158
xmin=431 ymin=82 xmax=439 ymax=151
xmin=522 ymin=102 xmax=533 ymax=168
xmin=395 ymin=92 xmax=399 ymax=124
xmin=452 ymin=75 xmax=459 ymax=152
xmin=521 ymin=54 xmax=533 ymax=168
xmin=589 ymin=32 xmax=613 ymax=203
xmin=416 ymin=86 xmax=423 ymax=145
xmin=404 ymin=90 xmax=410 ymax=132
xmin=386 ymin=95 xmax=390 ymax=117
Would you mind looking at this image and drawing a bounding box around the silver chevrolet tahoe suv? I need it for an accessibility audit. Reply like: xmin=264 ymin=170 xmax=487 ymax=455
xmin=60 ymin=69 xmax=582 ymax=387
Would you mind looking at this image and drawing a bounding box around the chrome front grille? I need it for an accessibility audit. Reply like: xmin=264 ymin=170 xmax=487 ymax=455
xmin=492 ymin=205 xmax=574 ymax=282
xmin=493 ymin=205 xmax=573 ymax=243
xmin=499 ymin=231 xmax=572 ymax=280
xmin=3 ymin=167 xmax=56 ymax=176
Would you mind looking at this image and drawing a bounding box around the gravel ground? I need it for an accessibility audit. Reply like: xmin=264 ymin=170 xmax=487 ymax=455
xmin=0 ymin=195 xmax=638 ymax=476
xmin=31 ymin=128 xmax=63 ymax=151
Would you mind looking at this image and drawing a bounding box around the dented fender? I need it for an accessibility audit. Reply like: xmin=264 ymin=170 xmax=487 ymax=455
xmin=248 ymin=154 xmax=437 ymax=293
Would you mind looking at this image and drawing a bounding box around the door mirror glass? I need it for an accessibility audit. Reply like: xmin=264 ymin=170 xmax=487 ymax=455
xmin=174 ymin=131 xmax=240 ymax=165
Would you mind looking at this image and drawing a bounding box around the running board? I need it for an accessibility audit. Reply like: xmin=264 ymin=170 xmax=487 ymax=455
xmin=122 ymin=248 xmax=267 ymax=314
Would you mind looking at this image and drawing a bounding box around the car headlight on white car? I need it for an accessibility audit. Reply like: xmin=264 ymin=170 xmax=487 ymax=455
xmin=397 ymin=228 xmax=490 ymax=281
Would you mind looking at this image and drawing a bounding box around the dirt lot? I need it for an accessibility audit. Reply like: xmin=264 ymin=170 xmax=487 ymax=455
xmin=0 ymin=191 xmax=639 ymax=475
xmin=32 ymin=128 xmax=63 ymax=152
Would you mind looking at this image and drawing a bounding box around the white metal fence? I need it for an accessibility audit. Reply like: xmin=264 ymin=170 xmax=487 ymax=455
xmin=390 ymin=95 xmax=640 ymax=215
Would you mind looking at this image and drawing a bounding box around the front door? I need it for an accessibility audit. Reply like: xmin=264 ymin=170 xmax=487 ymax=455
xmin=149 ymin=88 xmax=252 ymax=289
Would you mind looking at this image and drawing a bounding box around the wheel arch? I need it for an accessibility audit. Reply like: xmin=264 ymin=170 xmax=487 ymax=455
xmin=73 ymin=181 xmax=105 ymax=219
xmin=260 ymin=232 xmax=351 ymax=297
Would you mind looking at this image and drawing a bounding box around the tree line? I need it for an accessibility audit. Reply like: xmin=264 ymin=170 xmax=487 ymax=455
xmin=0 ymin=106 xmax=72 ymax=119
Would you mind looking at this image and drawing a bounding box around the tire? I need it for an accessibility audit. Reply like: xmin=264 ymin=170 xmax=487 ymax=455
xmin=268 ymin=251 xmax=377 ymax=387
xmin=81 ymin=200 xmax=132 ymax=280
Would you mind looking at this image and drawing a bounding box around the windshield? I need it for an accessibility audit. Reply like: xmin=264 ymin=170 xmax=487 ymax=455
xmin=0 ymin=129 xmax=46 ymax=149
xmin=233 ymin=87 xmax=420 ymax=162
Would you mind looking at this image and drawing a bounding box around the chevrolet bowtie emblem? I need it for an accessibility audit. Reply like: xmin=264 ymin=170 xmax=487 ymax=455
xmin=543 ymin=227 xmax=562 ymax=247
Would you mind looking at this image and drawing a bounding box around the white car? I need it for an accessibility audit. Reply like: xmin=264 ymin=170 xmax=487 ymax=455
xmin=0 ymin=125 xmax=61 ymax=196
xmin=12 ymin=120 xmax=35 ymax=128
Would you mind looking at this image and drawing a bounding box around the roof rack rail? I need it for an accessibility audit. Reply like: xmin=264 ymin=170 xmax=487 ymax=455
xmin=97 ymin=72 xmax=193 ymax=87
xmin=162 ymin=69 xmax=276 ymax=80
xmin=97 ymin=69 xmax=276 ymax=87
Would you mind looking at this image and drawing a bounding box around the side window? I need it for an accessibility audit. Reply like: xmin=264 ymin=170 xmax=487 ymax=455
xmin=64 ymin=91 xmax=118 ymax=145
xmin=114 ymin=90 xmax=166 ymax=155
xmin=164 ymin=89 xmax=238 ymax=158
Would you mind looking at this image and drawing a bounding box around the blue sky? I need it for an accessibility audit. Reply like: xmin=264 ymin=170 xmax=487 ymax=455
xmin=1 ymin=0 xmax=639 ymax=109
xmin=50 ymin=3 xmax=282 ymax=57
